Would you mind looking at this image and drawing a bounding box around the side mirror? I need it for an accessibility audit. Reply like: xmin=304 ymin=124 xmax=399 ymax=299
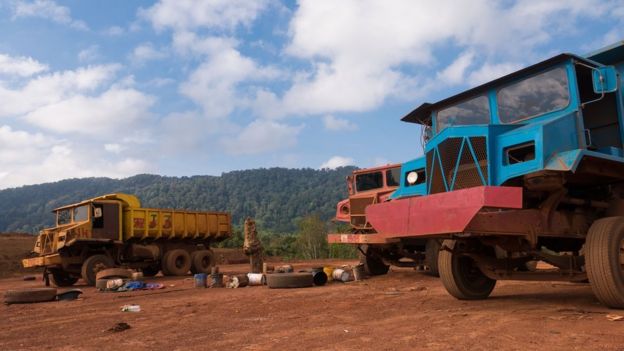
xmin=592 ymin=66 xmax=618 ymax=94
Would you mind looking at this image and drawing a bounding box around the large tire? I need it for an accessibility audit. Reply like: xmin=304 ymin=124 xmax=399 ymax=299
xmin=142 ymin=264 xmax=160 ymax=277
xmin=49 ymin=270 xmax=79 ymax=287
xmin=96 ymin=268 xmax=132 ymax=280
xmin=190 ymin=250 xmax=215 ymax=274
xmin=266 ymin=273 xmax=314 ymax=289
xmin=586 ymin=217 xmax=624 ymax=308
xmin=360 ymin=245 xmax=390 ymax=276
xmin=162 ymin=249 xmax=191 ymax=276
xmin=438 ymin=240 xmax=496 ymax=300
xmin=5 ymin=288 xmax=57 ymax=304
xmin=81 ymin=254 xmax=114 ymax=286
xmin=425 ymin=239 xmax=441 ymax=277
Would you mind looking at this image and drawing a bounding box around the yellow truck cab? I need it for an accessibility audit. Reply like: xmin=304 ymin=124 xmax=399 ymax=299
xmin=23 ymin=193 xmax=232 ymax=286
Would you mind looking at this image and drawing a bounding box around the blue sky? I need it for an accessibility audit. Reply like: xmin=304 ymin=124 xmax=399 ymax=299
xmin=0 ymin=0 xmax=622 ymax=189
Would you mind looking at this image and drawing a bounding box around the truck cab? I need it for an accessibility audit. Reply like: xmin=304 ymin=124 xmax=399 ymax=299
xmin=334 ymin=164 xmax=401 ymax=230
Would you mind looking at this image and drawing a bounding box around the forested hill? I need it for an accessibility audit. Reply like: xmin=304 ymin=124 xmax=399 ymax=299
xmin=0 ymin=167 xmax=356 ymax=234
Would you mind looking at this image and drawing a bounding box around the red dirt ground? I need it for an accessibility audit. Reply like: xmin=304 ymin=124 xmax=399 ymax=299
xmin=3 ymin=261 xmax=624 ymax=351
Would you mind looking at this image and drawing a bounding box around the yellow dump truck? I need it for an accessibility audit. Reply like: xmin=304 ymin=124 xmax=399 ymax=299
xmin=22 ymin=193 xmax=232 ymax=286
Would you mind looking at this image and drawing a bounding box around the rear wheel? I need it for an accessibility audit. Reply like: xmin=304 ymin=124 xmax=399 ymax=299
xmin=360 ymin=245 xmax=390 ymax=276
xmin=162 ymin=249 xmax=191 ymax=276
xmin=81 ymin=254 xmax=114 ymax=286
xmin=49 ymin=270 xmax=78 ymax=287
xmin=190 ymin=250 xmax=214 ymax=274
xmin=586 ymin=217 xmax=624 ymax=308
xmin=438 ymin=240 xmax=496 ymax=300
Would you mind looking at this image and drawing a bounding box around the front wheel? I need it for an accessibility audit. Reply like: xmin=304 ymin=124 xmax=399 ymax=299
xmin=438 ymin=240 xmax=496 ymax=300
xmin=425 ymin=239 xmax=441 ymax=277
xmin=586 ymin=217 xmax=624 ymax=308
xmin=360 ymin=245 xmax=390 ymax=276
xmin=81 ymin=254 xmax=114 ymax=286
xmin=49 ymin=269 xmax=79 ymax=287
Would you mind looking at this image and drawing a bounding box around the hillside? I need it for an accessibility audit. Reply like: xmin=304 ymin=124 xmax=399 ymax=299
xmin=0 ymin=167 xmax=356 ymax=234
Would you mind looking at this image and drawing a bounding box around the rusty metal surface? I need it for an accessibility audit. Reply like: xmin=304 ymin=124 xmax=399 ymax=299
xmin=366 ymin=186 xmax=523 ymax=238
xmin=326 ymin=233 xmax=398 ymax=244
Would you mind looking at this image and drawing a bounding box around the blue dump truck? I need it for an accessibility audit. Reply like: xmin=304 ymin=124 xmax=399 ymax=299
xmin=360 ymin=41 xmax=624 ymax=308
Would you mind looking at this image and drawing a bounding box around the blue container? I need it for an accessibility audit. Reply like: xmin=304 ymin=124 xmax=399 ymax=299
xmin=194 ymin=273 xmax=207 ymax=288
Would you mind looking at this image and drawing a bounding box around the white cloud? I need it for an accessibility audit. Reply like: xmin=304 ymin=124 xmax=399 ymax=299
xmin=221 ymin=120 xmax=303 ymax=155
xmin=24 ymin=87 xmax=155 ymax=135
xmin=103 ymin=25 xmax=124 ymax=36
xmin=320 ymin=156 xmax=355 ymax=169
xmin=78 ymin=45 xmax=100 ymax=62
xmin=0 ymin=64 xmax=120 ymax=117
xmin=11 ymin=0 xmax=88 ymax=30
xmin=104 ymin=143 xmax=124 ymax=154
xmin=437 ymin=51 xmax=475 ymax=86
xmin=322 ymin=115 xmax=357 ymax=131
xmin=0 ymin=125 xmax=150 ymax=189
xmin=140 ymin=0 xmax=270 ymax=32
xmin=130 ymin=42 xmax=167 ymax=64
xmin=251 ymin=0 xmax=613 ymax=118
xmin=0 ymin=53 xmax=48 ymax=77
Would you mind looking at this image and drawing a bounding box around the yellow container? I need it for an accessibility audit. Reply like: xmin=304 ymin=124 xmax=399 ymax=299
xmin=323 ymin=266 xmax=335 ymax=281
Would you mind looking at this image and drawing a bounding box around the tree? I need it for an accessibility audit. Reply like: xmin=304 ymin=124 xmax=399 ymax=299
xmin=295 ymin=214 xmax=328 ymax=260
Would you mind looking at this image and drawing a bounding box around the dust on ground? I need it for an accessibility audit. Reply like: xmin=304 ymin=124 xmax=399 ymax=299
xmin=2 ymin=259 xmax=624 ymax=351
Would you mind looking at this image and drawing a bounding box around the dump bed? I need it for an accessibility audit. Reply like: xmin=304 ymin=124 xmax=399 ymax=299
xmin=123 ymin=207 xmax=231 ymax=241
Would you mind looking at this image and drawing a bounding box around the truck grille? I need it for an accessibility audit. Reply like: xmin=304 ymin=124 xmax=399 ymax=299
xmin=349 ymin=196 xmax=376 ymax=229
xmin=426 ymin=136 xmax=488 ymax=194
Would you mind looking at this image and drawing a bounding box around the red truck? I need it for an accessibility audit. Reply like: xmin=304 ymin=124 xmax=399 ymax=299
xmin=328 ymin=164 xmax=440 ymax=276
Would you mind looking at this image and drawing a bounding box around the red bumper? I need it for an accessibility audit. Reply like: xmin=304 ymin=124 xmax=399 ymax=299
xmin=366 ymin=186 xmax=523 ymax=238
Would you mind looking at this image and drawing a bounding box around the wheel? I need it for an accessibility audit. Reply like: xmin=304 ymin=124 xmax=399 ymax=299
xmin=266 ymin=273 xmax=314 ymax=289
xmin=142 ymin=264 xmax=160 ymax=277
xmin=162 ymin=249 xmax=191 ymax=276
xmin=586 ymin=217 xmax=624 ymax=308
xmin=360 ymin=245 xmax=390 ymax=275
xmin=4 ymin=288 xmax=57 ymax=304
xmin=49 ymin=270 xmax=79 ymax=287
xmin=190 ymin=250 xmax=215 ymax=274
xmin=425 ymin=239 xmax=441 ymax=277
xmin=161 ymin=251 xmax=173 ymax=276
xmin=81 ymin=254 xmax=114 ymax=286
xmin=438 ymin=240 xmax=496 ymax=300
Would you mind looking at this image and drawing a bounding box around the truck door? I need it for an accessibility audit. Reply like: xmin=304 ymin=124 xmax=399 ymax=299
xmin=92 ymin=202 xmax=120 ymax=240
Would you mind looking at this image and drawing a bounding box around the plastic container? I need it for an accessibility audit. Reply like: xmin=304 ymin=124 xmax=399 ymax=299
xmin=121 ymin=304 xmax=141 ymax=312
xmin=194 ymin=273 xmax=207 ymax=288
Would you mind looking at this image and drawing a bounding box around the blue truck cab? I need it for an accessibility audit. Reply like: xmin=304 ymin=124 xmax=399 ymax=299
xmin=367 ymin=42 xmax=624 ymax=308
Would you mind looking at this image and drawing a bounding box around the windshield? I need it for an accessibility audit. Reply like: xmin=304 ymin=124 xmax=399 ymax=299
xmin=57 ymin=209 xmax=71 ymax=225
xmin=436 ymin=95 xmax=490 ymax=132
xmin=497 ymin=66 xmax=569 ymax=123
xmin=355 ymin=172 xmax=383 ymax=192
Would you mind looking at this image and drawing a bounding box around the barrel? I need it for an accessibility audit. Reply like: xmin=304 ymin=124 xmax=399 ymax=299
xmin=352 ymin=263 xmax=365 ymax=281
xmin=194 ymin=273 xmax=207 ymax=288
xmin=247 ymin=273 xmax=266 ymax=285
xmin=332 ymin=268 xmax=351 ymax=282
xmin=323 ymin=266 xmax=334 ymax=281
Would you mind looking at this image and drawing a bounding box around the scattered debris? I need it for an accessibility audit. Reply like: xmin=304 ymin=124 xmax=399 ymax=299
xmin=606 ymin=314 xmax=624 ymax=321
xmin=121 ymin=304 xmax=141 ymax=312
xmin=22 ymin=275 xmax=36 ymax=281
xmin=56 ymin=289 xmax=83 ymax=301
xmin=108 ymin=322 xmax=131 ymax=332
xmin=275 ymin=265 xmax=294 ymax=273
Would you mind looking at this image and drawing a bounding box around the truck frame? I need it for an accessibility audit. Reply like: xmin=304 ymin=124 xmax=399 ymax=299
xmin=328 ymin=164 xmax=440 ymax=275
xmin=363 ymin=42 xmax=624 ymax=308
xmin=23 ymin=193 xmax=231 ymax=286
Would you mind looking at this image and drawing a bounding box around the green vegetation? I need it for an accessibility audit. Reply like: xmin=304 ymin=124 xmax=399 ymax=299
xmin=0 ymin=167 xmax=358 ymax=257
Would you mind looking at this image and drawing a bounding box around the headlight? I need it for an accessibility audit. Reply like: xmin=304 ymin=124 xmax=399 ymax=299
xmin=407 ymin=171 xmax=418 ymax=185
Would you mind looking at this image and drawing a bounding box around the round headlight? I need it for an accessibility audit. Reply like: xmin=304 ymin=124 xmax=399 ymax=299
xmin=407 ymin=171 xmax=418 ymax=185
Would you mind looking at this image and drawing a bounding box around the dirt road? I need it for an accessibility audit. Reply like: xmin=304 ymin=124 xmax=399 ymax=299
xmin=2 ymin=260 xmax=624 ymax=351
